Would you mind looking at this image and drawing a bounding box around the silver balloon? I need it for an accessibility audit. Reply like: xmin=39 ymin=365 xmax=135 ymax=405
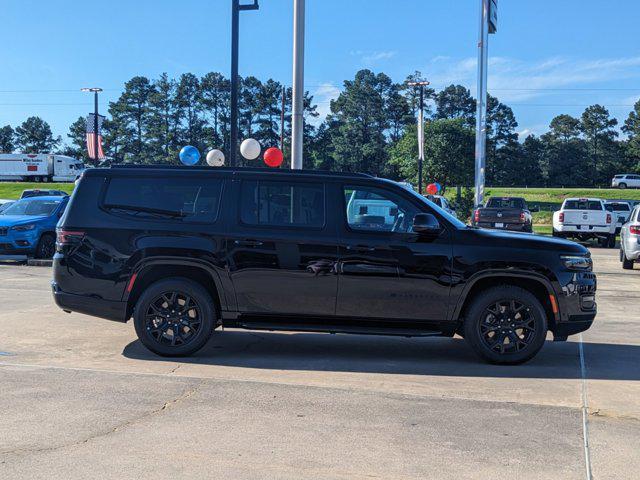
xmin=240 ymin=138 xmax=261 ymax=160
xmin=206 ymin=149 xmax=225 ymax=167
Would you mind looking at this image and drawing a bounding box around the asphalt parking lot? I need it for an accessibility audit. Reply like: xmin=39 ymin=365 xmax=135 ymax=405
xmin=0 ymin=248 xmax=638 ymax=479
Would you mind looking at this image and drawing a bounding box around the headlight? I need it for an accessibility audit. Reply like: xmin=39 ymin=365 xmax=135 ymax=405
xmin=561 ymin=255 xmax=592 ymax=270
xmin=11 ymin=224 xmax=36 ymax=232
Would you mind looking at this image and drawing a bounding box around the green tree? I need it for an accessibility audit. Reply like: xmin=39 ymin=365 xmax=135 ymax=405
xmin=434 ymin=85 xmax=476 ymax=127
xmin=390 ymin=119 xmax=474 ymax=189
xmin=622 ymin=99 xmax=640 ymax=170
xmin=148 ymin=73 xmax=179 ymax=163
xmin=64 ymin=116 xmax=90 ymax=162
xmin=548 ymin=114 xmax=581 ymax=141
xmin=201 ymin=72 xmax=230 ymax=153
xmin=485 ymin=94 xmax=519 ymax=185
xmin=0 ymin=125 xmax=15 ymax=153
xmin=175 ymin=73 xmax=205 ymax=153
xmin=15 ymin=116 xmax=59 ymax=153
xmin=580 ymin=104 xmax=619 ymax=185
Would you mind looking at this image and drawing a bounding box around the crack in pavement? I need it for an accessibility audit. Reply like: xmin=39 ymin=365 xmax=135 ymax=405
xmin=0 ymin=382 xmax=201 ymax=458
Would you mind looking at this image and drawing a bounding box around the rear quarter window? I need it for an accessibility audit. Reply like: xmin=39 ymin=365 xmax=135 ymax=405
xmin=103 ymin=176 xmax=223 ymax=222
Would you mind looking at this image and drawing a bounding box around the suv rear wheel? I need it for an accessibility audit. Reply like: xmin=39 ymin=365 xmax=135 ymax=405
xmin=133 ymin=278 xmax=215 ymax=357
xmin=463 ymin=285 xmax=548 ymax=365
xmin=621 ymin=247 xmax=635 ymax=270
xmin=619 ymin=182 xmax=627 ymax=189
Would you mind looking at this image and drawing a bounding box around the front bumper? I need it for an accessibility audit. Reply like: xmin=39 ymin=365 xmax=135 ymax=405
xmin=553 ymin=270 xmax=597 ymax=339
xmin=0 ymin=229 xmax=39 ymax=254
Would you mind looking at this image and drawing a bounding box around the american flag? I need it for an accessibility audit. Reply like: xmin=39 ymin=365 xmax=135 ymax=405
xmin=85 ymin=113 xmax=106 ymax=160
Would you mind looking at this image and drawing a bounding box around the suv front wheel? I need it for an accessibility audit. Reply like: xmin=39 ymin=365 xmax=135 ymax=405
xmin=463 ymin=285 xmax=548 ymax=364
xmin=133 ymin=277 xmax=215 ymax=357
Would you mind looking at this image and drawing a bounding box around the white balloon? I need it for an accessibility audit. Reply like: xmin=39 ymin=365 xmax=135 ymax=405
xmin=206 ymin=149 xmax=225 ymax=167
xmin=240 ymin=138 xmax=261 ymax=160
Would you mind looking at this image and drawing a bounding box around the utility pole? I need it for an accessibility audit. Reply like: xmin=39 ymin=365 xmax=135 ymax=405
xmin=230 ymin=0 xmax=259 ymax=167
xmin=407 ymin=81 xmax=430 ymax=194
xmin=474 ymin=0 xmax=497 ymax=207
xmin=280 ymin=86 xmax=286 ymax=151
xmin=291 ymin=0 xmax=305 ymax=169
xmin=81 ymin=87 xmax=103 ymax=167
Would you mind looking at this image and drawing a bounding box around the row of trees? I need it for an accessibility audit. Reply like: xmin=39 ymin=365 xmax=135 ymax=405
xmin=1 ymin=69 xmax=640 ymax=187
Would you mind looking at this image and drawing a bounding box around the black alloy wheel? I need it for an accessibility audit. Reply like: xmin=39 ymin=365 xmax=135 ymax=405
xmin=35 ymin=233 xmax=56 ymax=259
xmin=133 ymin=278 xmax=215 ymax=357
xmin=463 ymin=285 xmax=548 ymax=364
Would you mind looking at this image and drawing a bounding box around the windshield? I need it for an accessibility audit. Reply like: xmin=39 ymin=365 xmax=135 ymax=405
xmin=486 ymin=197 xmax=525 ymax=209
xmin=1 ymin=198 xmax=61 ymax=216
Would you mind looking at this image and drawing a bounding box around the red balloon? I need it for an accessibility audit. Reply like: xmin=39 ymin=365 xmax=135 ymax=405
xmin=264 ymin=147 xmax=284 ymax=168
xmin=426 ymin=183 xmax=438 ymax=195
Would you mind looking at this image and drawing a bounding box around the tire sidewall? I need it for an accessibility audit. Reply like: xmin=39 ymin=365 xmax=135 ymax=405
xmin=463 ymin=286 xmax=548 ymax=365
xmin=133 ymin=278 xmax=215 ymax=357
xmin=36 ymin=233 xmax=55 ymax=259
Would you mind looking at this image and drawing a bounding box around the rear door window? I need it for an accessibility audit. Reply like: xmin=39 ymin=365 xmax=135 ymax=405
xmin=103 ymin=176 xmax=223 ymax=222
xmin=240 ymin=180 xmax=325 ymax=228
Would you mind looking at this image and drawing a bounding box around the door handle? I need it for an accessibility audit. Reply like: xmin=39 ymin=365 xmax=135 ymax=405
xmin=234 ymin=239 xmax=264 ymax=247
xmin=346 ymin=245 xmax=376 ymax=252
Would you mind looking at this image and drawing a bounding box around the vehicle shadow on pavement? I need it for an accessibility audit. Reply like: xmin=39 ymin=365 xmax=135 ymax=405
xmin=122 ymin=331 xmax=640 ymax=381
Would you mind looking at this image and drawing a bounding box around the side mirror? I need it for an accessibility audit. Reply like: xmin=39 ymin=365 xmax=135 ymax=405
xmin=530 ymin=205 xmax=539 ymax=213
xmin=412 ymin=213 xmax=442 ymax=236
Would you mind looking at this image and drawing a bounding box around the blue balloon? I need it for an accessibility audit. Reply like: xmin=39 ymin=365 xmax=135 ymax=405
xmin=434 ymin=182 xmax=442 ymax=193
xmin=179 ymin=146 xmax=200 ymax=166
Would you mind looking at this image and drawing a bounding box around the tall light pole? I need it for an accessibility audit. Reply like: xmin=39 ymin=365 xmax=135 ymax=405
xmin=291 ymin=0 xmax=305 ymax=170
xmin=407 ymin=81 xmax=430 ymax=194
xmin=474 ymin=0 xmax=497 ymax=207
xmin=81 ymin=87 xmax=103 ymax=167
xmin=230 ymin=0 xmax=259 ymax=167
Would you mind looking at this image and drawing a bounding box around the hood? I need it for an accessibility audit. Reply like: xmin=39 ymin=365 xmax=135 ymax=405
xmin=466 ymin=227 xmax=588 ymax=255
xmin=0 ymin=215 xmax=48 ymax=227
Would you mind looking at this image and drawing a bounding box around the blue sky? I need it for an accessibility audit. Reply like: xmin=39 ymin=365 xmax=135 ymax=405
xmin=1 ymin=0 xmax=639 ymax=143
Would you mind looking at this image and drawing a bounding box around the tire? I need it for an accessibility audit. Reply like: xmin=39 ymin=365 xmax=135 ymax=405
xmin=597 ymin=237 xmax=607 ymax=248
xmin=463 ymin=285 xmax=548 ymax=365
xmin=552 ymin=230 xmax=562 ymax=238
xmin=619 ymin=183 xmax=627 ymax=189
xmin=35 ymin=233 xmax=56 ymax=259
xmin=133 ymin=277 xmax=215 ymax=357
xmin=622 ymin=248 xmax=634 ymax=270
xmin=607 ymin=234 xmax=616 ymax=249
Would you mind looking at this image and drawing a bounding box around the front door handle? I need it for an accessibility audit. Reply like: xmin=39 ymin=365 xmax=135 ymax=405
xmin=234 ymin=239 xmax=264 ymax=247
xmin=346 ymin=245 xmax=376 ymax=252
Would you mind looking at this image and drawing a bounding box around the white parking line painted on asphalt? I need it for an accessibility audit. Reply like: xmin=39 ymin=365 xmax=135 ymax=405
xmin=579 ymin=333 xmax=593 ymax=480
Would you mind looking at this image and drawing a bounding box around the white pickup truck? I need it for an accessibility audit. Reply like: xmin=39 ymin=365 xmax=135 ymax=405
xmin=552 ymin=198 xmax=616 ymax=248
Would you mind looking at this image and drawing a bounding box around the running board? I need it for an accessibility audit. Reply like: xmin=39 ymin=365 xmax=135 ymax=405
xmin=235 ymin=322 xmax=443 ymax=338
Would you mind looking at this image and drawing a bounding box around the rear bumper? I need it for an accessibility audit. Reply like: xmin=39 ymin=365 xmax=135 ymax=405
xmin=554 ymin=225 xmax=612 ymax=236
xmin=476 ymin=222 xmax=530 ymax=231
xmin=52 ymin=282 xmax=128 ymax=322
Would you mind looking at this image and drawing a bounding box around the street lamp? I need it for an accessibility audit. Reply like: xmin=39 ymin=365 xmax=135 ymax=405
xmin=407 ymin=81 xmax=430 ymax=194
xmin=230 ymin=0 xmax=259 ymax=167
xmin=81 ymin=87 xmax=103 ymax=167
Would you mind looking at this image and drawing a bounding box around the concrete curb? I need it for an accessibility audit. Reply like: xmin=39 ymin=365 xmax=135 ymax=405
xmin=27 ymin=259 xmax=53 ymax=267
xmin=0 ymin=255 xmax=28 ymax=265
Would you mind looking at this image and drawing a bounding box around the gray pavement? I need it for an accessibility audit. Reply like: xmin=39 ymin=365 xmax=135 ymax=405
xmin=0 ymin=248 xmax=638 ymax=479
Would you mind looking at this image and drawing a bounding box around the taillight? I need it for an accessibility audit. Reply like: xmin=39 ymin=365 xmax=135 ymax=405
xmin=520 ymin=212 xmax=526 ymax=222
xmin=559 ymin=212 xmax=564 ymax=223
xmin=606 ymin=213 xmax=612 ymax=224
xmin=56 ymin=228 xmax=85 ymax=245
xmin=630 ymin=226 xmax=640 ymax=235
xmin=473 ymin=209 xmax=480 ymax=223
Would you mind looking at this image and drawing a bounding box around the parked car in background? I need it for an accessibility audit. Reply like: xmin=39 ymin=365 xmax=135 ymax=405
xmin=611 ymin=174 xmax=640 ymax=189
xmin=0 ymin=195 xmax=69 ymax=258
xmin=472 ymin=197 xmax=537 ymax=232
xmin=0 ymin=199 xmax=15 ymax=213
xmin=553 ymin=198 xmax=616 ymax=247
xmin=620 ymin=204 xmax=640 ymax=270
xmin=604 ymin=200 xmax=633 ymax=234
xmin=426 ymin=194 xmax=457 ymax=218
xmin=20 ymin=189 xmax=68 ymax=199
xmin=53 ymin=165 xmax=597 ymax=365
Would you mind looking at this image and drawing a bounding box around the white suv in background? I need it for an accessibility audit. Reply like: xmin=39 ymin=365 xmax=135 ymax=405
xmin=612 ymin=174 xmax=640 ymax=189
xmin=620 ymin=204 xmax=640 ymax=270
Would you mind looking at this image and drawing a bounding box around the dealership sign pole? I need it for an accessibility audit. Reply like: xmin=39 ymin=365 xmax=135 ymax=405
xmin=291 ymin=0 xmax=305 ymax=170
xmin=474 ymin=0 xmax=497 ymax=207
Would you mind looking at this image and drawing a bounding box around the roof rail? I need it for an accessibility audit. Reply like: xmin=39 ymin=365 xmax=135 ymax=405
xmin=109 ymin=164 xmax=372 ymax=178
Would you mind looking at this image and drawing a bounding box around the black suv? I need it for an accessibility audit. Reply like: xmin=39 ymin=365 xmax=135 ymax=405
xmin=52 ymin=166 xmax=597 ymax=364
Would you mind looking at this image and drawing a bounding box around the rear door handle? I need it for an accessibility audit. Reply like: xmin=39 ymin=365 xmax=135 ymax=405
xmin=234 ymin=239 xmax=264 ymax=247
xmin=346 ymin=245 xmax=376 ymax=252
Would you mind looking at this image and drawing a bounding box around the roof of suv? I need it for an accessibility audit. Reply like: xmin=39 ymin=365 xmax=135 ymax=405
xmin=92 ymin=165 xmax=373 ymax=181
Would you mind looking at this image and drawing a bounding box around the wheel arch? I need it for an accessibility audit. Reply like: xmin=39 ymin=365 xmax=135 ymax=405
xmin=124 ymin=259 xmax=228 ymax=321
xmin=453 ymin=272 xmax=559 ymax=330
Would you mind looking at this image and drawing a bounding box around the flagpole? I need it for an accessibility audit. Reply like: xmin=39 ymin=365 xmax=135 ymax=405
xmin=81 ymin=87 xmax=103 ymax=166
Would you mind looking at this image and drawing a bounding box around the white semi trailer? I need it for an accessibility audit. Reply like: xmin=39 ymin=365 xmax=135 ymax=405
xmin=0 ymin=154 xmax=84 ymax=182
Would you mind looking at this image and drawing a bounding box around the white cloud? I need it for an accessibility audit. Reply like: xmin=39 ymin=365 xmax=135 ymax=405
xmin=352 ymin=50 xmax=397 ymax=65
xmin=425 ymin=55 xmax=640 ymax=102
xmin=309 ymin=82 xmax=342 ymax=125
